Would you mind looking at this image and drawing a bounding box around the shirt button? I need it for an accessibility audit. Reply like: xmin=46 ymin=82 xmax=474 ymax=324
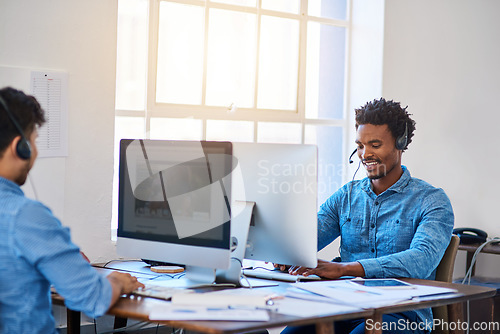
xmin=346 ymin=218 xmax=351 ymax=222
xmin=374 ymin=201 xmax=379 ymax=205
xmin=371 ymin=224 xmax=375 ymax=228
xmin=371 ymin=248 xmax=375 ymax=253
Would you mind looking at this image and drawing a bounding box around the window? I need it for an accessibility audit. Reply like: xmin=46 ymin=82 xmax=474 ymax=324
xmin=114 ymin=0 xmax=351 ymax=231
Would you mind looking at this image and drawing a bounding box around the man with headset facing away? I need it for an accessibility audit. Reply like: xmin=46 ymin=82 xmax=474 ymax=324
xmin=0 ymin=87 xmax=144 ymax=333
xmin=281 ymin=98 xmax=454 ymax=334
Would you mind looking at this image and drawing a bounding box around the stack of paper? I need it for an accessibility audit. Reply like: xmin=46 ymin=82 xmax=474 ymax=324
xmin=171 ymin=288 xmax=277 ymax=308
xmin=149 ymin=304 xmax=270 ymax=321
xmin=150 ymin=288 xmax=277 ymax=321
xmin=291 ymin=280 xmax=458 ymax=309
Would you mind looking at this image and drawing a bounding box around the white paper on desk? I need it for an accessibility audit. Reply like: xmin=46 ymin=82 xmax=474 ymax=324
xmin=294 ymin=281 xmax=410 ymax=308
xmin=149 ymin=305 xmax=270 ymax=321
xmin=396 ymin=285 xmax=458 ymax=299
xmin=285 ymin=287 xmax=337 ymax=304
xmin=171 ymin=288 xmax=276 ymax=308
xmin=294 ymin=281 xmax=459 ymax=309
xmin=343 ymin=282 xmax=458 ymax=301
xmin=273 ymin=297 xmax=363 ymax=318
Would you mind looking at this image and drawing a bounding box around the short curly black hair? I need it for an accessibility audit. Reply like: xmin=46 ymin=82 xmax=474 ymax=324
xmin=355 ymin=98 xmax=416 ymax=151
xmin=0 ymin=87 xmax=46 ymax=156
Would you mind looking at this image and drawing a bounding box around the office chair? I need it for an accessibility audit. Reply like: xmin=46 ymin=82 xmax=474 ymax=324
xmin=432 ymin=235 xmax=460 ymax=334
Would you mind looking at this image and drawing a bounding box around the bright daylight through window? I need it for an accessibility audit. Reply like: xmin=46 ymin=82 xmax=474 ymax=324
xmin=113 ymin=0 xmax=350 ymax=232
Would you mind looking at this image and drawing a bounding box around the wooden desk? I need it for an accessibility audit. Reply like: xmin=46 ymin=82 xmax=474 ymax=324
xmin=101 ymin=279 xmax=493 ymax=334
xmin=370 ymin=279 xmax=495 ymax=334
xmin=52 ymin=263 xmax=496 ymax=334
xmin=107 ymin=294 xmax=372 ymax=334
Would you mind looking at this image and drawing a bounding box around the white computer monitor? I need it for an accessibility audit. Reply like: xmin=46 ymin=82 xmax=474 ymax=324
xmin=116 ymin=139 xmax=233 ymax=287
xmin=231 ymin=142 xmax=318 ymax=268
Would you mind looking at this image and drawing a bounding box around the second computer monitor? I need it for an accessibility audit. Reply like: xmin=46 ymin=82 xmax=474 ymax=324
xmin=231 ymin=142 xmax=318 ymax=268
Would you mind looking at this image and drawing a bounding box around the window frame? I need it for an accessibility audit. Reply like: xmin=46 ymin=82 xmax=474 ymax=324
xmin=113 ymin=0 xmax=355 ymax=235
xmin=115 ymin=0 xmax=352 ymax=148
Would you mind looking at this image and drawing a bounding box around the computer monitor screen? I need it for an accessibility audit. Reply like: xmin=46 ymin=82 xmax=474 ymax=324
xmin=231 ymin=142 xmax=318 ymax=268
xmin=117 ymin=139 xmax=233 ymax=278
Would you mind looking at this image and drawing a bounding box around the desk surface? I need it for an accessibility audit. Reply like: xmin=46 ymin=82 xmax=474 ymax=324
xmin=458 ymin=242 xmax=500 ymax=255
xmin=109 ymin=296 xmax=372 ymax=334
xmin=53 ymin=262 xmax=497 ymax=334
xmin=378 ymin=278 xmax=494 ymax=313
xmin=104 ymin=278 xmax=494 ymax=334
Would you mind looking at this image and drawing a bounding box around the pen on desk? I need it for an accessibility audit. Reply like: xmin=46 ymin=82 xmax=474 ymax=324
xmin=265 ymin=293 xmax=284 ymax=306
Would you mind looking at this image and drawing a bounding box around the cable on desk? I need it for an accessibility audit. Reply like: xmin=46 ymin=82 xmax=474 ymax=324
xmin=240 ymin=273 xmax=253 ymax=289
xmin=147 ymin=272 xmax=186 ymax=280
xmin=101 ymin=259 xmax=143 ymax=268
xmin=100 ymin=259 xmax=186 ymax=280
xmin=251 ymin=266 xmax=276 ymax=271
xmin=230 ymin=256 xmax=243 ymax=268
xmin=228 ymin=256 xmax=255 ymax=288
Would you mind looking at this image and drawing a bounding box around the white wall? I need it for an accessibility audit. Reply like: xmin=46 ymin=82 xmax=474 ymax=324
xmin=382 ymin=0 xmax=500 ymax=277
xmin=0 ymin=0 xmax=118 ymax=262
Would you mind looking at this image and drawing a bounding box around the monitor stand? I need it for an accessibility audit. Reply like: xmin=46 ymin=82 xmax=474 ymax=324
xmin=216 ymin=201 xmax=255 ymax=287
xmin=149 ymin=201 xmax=255 ymax=289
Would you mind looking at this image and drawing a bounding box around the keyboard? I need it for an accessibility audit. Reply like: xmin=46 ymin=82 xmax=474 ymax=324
xmin=242 ymin=268 xmax=321 ymax=282
xmin=132 ymin=284 xmax=194 ymax=300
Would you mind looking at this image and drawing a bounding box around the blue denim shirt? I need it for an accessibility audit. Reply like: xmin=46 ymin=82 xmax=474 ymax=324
xmin=0 ymin=177 xmax=112 ymax=333
xmin=318 ymin=166 xmax=454 ymax=325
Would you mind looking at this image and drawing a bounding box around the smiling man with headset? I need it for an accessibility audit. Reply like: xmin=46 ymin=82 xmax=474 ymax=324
xmin=0 ymin=87 xmax=144 ymax=333
xmin=282 ymin=98 xmax=455 ymax=334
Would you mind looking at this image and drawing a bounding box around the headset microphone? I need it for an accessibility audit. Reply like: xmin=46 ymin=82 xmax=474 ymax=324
xmin=348 ymin=148 xmax=357 ymax=164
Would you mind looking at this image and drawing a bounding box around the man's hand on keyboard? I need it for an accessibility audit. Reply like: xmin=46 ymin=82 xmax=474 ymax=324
xmin=107 ymin=272 xmax=145 ymax=309
xmin=288 ymin=259 xmax=366 ymax=279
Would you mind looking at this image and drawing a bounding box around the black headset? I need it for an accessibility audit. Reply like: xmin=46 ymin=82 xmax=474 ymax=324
xmin=0 ymin=95 xmax=32 ymax=160
xmin=395 ymin=122 xmax=408 ymax=151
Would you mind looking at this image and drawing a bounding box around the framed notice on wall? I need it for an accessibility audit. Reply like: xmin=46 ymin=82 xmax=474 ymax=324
xmin=30 ymin=71 xmax=68 ymax=157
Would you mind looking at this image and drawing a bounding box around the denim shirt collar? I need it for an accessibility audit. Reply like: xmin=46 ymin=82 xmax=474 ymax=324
xmin=0 ymin=176 xmax=24 ymax=196
xmin=360 ymin=165 xmax=411 ymax=197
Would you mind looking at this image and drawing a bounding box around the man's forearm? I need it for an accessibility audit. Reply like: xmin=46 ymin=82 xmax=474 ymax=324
xmin=340 ymin=261 xmax=366 ymax=277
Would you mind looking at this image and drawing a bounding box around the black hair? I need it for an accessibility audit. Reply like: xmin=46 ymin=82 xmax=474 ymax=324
xmin=355 ymin=98 xmax=416 ymax=151
xmin=0 ymin=87 xmax=46 ymax=156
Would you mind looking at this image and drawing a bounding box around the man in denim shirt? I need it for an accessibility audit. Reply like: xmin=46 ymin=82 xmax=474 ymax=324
xmin=285 ymin=98 xmax=454 ymax=334
xmin=0 ymin=87 xmax=144 ymax=333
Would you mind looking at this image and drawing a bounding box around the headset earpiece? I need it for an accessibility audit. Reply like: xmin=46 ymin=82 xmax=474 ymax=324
xmin=395 ymin=122 xmax=408 ymax=151
xmin=15 ymin=137 xmax=32 ymax=160
xmin=0 ymin=95 xmax=32 ymax=160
